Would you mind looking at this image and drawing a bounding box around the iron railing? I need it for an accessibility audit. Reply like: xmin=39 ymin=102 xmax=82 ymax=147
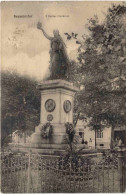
xmin=1 ymin=150 xmax=126 ymax=193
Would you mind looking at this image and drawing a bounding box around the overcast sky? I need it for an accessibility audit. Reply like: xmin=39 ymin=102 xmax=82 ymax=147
xmin=1 ymin=1 xmax=122 ymax=81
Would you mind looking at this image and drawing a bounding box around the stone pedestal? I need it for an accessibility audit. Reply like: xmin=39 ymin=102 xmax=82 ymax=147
xmin=31 ymin=79 xmax=79 ymax=149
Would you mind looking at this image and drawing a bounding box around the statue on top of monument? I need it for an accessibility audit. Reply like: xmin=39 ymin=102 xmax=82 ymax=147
xmin=37 ymin=22 xmax=70 ymax=80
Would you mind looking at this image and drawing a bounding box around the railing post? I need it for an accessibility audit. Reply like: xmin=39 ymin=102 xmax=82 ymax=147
xmin=117 ymin=146 xmax=126 ymax=193
xmin=27 ymin=149 xmax=31 ymax=193
xmin=69 ymin=156 xmax=72 ymax=192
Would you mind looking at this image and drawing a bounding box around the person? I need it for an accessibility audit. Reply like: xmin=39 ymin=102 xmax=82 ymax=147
xmin=37 ymin=22 xmax=70 ymax=79
xmin=115 ymin=137 xmax=119 ymax=147
xmin=118 ymin=138 xmax=122 ymax=146
xmin=89 ymin=138 xmax=92 ymax=148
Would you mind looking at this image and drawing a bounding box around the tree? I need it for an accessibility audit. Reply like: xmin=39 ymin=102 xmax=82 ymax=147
xmin=65 ymin=3 xmax=126 ymax=148
xmin=1 ymin=71 xmax=40 ymax=146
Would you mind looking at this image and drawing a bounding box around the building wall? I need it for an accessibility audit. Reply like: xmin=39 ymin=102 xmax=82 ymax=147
xmin=76 ymin=120 xmax=111 ymax=149
xmin=12 ymin=132 xmax=32 ymax=144
xmin=76 ymin=120 xmax=95 ymax=148
xmin=96 ymin=127 xmax=111 ymax=149
xmin=84 ymin=128 xmax=95 ymax=148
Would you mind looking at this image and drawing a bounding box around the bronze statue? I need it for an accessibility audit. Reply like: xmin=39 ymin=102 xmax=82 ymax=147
xmin=37 ymin=22 xmax=69 ymax=79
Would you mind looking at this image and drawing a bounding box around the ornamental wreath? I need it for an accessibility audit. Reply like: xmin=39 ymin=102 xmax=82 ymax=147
xmin=41 ymin=122 xmax=53 ymax=138
xmin=65 ymin=122 xmax=75 ymax=142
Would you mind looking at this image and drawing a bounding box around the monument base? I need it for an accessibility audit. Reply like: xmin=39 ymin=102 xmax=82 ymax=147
xmin=9 ymin=142 xmax=66 ymax=155
xmin=9 ymin=142 xmax=97 ymax=157
xmin=29 ymin=79 xmax=79 ymax=150
xmin=31 ymin=123 xmax=68 ymax=145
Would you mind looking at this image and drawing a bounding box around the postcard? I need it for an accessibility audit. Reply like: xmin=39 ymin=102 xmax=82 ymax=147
xmin=1 ymin=1 xmax=126 ymax=193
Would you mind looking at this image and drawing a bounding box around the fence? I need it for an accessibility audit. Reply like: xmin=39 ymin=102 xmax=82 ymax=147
xmin=1 ymin=149 xmax=126 ymax=193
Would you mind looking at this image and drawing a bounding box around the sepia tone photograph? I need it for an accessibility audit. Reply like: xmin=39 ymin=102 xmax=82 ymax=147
xmin=1 ymin=1 xmax=126 ymax=193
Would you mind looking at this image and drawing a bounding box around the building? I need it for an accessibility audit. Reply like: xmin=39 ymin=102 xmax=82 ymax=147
xmin=76 ymin=120 xmax=111 ymax=149
xmin=114 ymin=125 xmax=126 ymax=146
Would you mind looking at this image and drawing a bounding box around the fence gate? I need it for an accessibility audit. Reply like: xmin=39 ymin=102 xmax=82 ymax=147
xmin=1 ymin=150 xmax=126 ymax=193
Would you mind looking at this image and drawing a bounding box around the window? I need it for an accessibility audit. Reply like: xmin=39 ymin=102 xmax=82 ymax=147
xmin=79 ymin=132 xmax=83 ymax=138
xmin=79 ymin=129 xmax=84 ymax=139
xmin=79 ymin=131 xmax=84 ymax=144
xmin=96 ymin=129 xmax=103 ymax=138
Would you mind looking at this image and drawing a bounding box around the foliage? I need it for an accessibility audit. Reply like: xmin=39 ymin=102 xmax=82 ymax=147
xmin=60 ymin=121 xmax=95 ymax=169
xmin=59 ymin=152 xmax=94 ymax=171
xmin=1 ymin=71 xmax=40 ymax=146
xmin=65 ymin=4 xmax=126 ymax=147
xmin=41 ymin=122 xmax=53 ymax=138
xmin=61 ymin=122 xmax=83 ymax=168
xmin=65 ymin=122 xmax=75 ymax=142
xmin=64 ymin=122 xmax=78 ymax=152
xmin=102 ymin=149 xmax=118 ymax=167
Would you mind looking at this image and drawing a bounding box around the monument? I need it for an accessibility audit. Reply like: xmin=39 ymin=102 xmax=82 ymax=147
xmin=30 ymin=22 xmax=79 ymax=153
xmin=36 ymin=21 xmax=69 ymax=80
xmin=9 ymin=22 xmax=79 ymax=154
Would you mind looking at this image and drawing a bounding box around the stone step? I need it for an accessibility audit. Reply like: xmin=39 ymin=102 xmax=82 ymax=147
xmin=10 ymin=146 xmax=65 ymax=155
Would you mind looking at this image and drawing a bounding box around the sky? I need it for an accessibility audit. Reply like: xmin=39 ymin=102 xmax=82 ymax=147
xmin=1 ymin=1 xmax=122 ymax=81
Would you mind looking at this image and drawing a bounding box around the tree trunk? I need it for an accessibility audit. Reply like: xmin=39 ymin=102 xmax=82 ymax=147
xmin=111 ymin=124 xmax=115 ymax=149
xmin=24 ymin=132 xmax=26 ymax=143
xmin=74 ymin=112 xmax=80 ymax=127
xmin=95 ymin=128 xmax=96 ymax=149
